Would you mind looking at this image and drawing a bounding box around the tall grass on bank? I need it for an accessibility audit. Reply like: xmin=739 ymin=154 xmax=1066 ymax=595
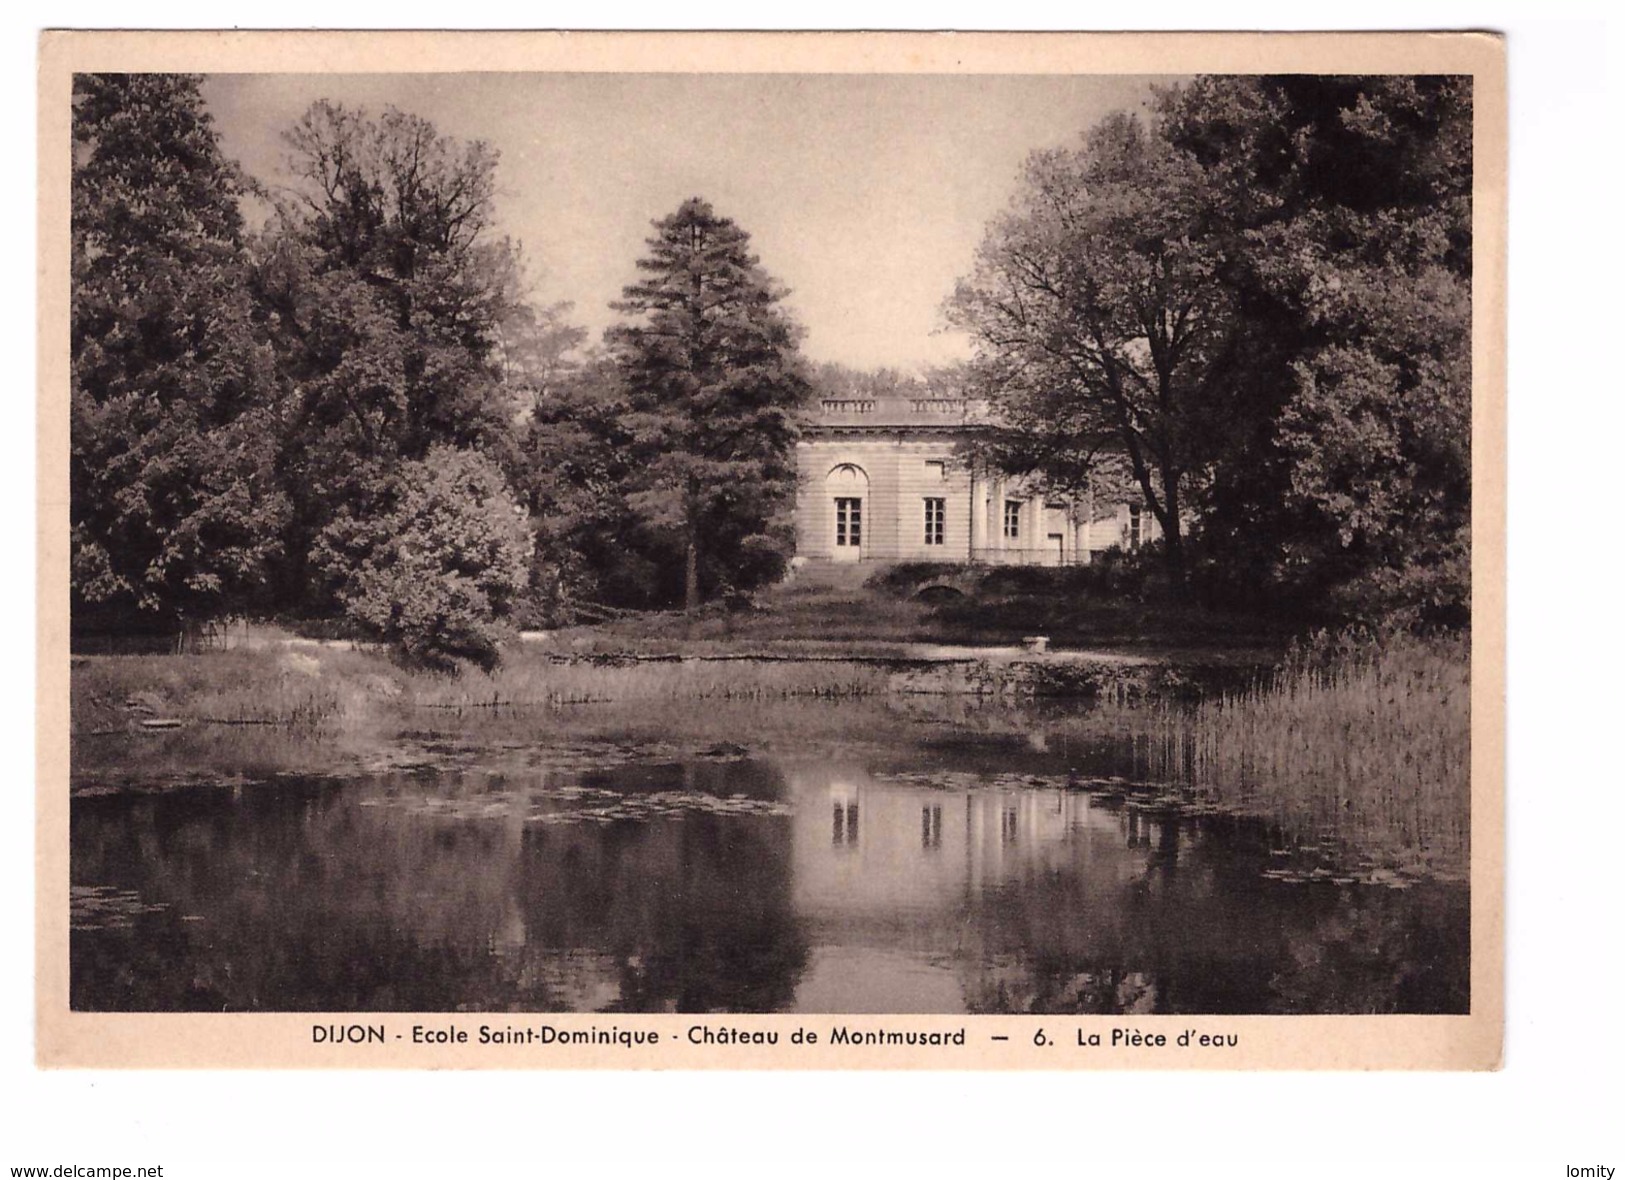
xmin=70 ymin=647 xmax=896 ymax=739
xmin=70 ymin=650 xmax=365 ymax=733
xmin=406 ymin=655 xmax=893 ymax=710
xmin=1115 ymin=635 xmax=1470 ymax=875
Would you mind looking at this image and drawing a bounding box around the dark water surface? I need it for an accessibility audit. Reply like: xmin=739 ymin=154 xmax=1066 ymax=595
xmin=71 ymin=703 xmax=1468 ymax=1014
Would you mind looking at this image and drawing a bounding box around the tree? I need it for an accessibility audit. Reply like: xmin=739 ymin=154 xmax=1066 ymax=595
xmin=607 ymin=198 xmax=809 ymax=611
xmin=947 ymin=114 xmax=1244 ymax=593
xmin=252 ymin=101 xmax=531 ymax=609
xmin=1159 ymin=76 xmax=1473 ymax=623
xmin=952 ymin=80 xmax=1472 ymax=625
xmin=496 ymin=300 xmax=589 ymax=420
xmin=340 ymin=447 xmax=532 ymax=670
xmin=515 ymin=350 xmax=660 ymax=616
xmin=809 ymin=361 xmax=932 ymax=404
xmin=71 ymin=73 xmax=288 ymax=634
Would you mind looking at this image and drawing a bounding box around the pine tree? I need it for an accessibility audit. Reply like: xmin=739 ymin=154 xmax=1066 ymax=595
xmin=607 ymin=198 xmax=808 ymax=611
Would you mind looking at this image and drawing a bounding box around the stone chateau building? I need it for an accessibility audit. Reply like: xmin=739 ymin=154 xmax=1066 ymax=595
xmin=794 ymin=391 xmax=1158 ymax=566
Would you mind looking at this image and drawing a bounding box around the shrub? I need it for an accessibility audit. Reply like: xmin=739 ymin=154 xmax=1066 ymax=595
xmin=341 ymin=448 xmax=533 ymax=671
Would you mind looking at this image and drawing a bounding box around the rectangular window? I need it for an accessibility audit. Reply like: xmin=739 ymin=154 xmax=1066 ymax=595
xmin=924 ymin=497 xmax=946 ymax=546
xmin=1128 ymin=504 xmax=1143 ymax=549
xmin=835 ymin=497 xmax=862 ymax=547
xmin=1003 ymin=500 xmax=1022 ymax=540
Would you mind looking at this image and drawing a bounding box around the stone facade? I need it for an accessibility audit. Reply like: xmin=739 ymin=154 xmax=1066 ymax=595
xmin=794 ymin=394 xmax=1158 ymax=566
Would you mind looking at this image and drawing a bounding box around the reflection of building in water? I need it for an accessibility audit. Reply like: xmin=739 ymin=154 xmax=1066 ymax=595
xmin=921 ymin=805 xmax=943 ymax=849
xmin=1121 ymin=807 xmax=1182 ymax=858
xmin=791 ymin=768 xmax=1163 ymax=950
xmin=784 ymin=768 xmax=1207 ymax=1015
xmin=830 ymin=781 xmax=860 ymax=847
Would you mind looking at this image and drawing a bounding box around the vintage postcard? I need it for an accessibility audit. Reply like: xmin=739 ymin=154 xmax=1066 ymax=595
xmin=37 ymin=29 xmax=1505 ymax=1069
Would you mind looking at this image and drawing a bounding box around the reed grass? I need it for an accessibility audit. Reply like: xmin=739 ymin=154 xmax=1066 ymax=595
xmin=1103 ymin=634 xmax=1470 ymax=875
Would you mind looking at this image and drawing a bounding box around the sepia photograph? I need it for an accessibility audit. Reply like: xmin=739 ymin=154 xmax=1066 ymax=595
xmin=37 ymin=30 xmax=1506 ymax=1068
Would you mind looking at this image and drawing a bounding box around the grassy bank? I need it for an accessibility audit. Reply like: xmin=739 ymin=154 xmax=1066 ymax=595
xmin=538 ymin=561 xmax=1291 ymax=658
xmin=406 ymin=654 xmax=893 ymax=709
xmin=69 ymin=641 xmax=895 ymax=737
xmin=70 ymin=647 xmax=376 ymax=733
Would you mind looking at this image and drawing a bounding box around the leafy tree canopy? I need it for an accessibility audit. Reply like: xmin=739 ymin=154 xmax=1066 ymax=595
xmin=952 ymin=78 xmax=1472 ymax=625
xmin=948 ymin=112 xmax=1244 ymax=592
xmin=1161 ymin=76 xmax=1472 ymax=623
xmin=71 ymin=73 xmax=289 ymax=627
xmin=340 ymin=446 xmax=532 ymax=670
xmin=252 ymin=101 xmax=537 ymax=609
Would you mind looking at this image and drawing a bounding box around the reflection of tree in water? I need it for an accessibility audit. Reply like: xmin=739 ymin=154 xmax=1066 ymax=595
xmin=516 ymin=810 xmax=808 ymax=1013
xmin=956 ymin=861 xmax=1148 ymax=1015
xmin=74 ymin=778 xmax=565 ymax=1010
xmin=72 ymin=763 xmax=809 ymax=1013
xmin=953 ymin=813 xmax=1469 ymax=1016
xmin=1265 ymin=887 xmax=1469 ymax=1015
xmin=965 ymin=961 xmax=1157 ymax=1016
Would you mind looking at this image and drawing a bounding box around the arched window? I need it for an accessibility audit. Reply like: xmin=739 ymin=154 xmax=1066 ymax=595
xmin=826 ymin=465 xmax=869 ymax=558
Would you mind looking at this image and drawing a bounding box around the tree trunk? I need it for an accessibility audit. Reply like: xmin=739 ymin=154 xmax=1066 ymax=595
xmin=1123 ymin=448 xmax=1187 ymax=598
xmin=684 ymin=529 xmax=700 ymax=614
xmin=1161 ymin=524 xmax=1190 ymax=600
xmin=1158 ymin=470 xmax=1190 ymax=600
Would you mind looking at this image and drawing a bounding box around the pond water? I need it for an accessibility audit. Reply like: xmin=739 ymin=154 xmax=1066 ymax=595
xmin=70 ymin=699 xmax=1469 ymax=1014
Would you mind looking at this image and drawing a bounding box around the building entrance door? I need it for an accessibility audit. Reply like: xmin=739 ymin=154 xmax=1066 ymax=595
xmin=834 ymin=497 xmax=863 ymax=561
xmin=1045 ymin=533 xmax=1065 ymax=567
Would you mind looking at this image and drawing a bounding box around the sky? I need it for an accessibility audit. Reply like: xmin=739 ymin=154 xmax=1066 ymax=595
xmin=202 ymin=73 xmax=1176 ymax=371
